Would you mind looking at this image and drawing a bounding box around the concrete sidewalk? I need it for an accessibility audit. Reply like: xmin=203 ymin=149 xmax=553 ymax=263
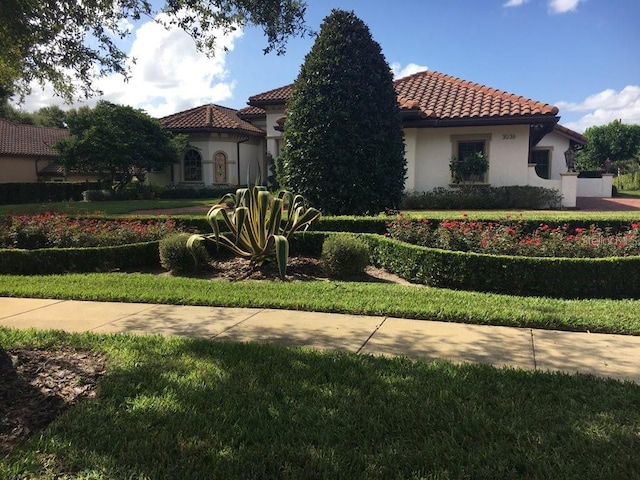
xmin=1 ymin=297 xmax=639 ymax=383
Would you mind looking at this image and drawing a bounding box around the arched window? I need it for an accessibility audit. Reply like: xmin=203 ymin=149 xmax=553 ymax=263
xmin=184 ymin=149 xmax=202 ymax=182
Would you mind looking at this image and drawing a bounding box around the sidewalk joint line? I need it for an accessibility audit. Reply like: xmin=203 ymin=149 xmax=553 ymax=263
xmin=530 ymin=329 xmax=538 ymax=370
xmin=89 ymin=303 xmax=160 ymax=332
xmin=356 ymin=316 xmax=388 ymax=354
xmin=210 ymin=308 xmax=265 ymax=339
xmin=0 ymin=298 xmax=67 ymax=320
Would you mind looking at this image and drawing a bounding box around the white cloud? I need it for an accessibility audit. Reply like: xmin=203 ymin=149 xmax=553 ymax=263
xmin=14 ymin=13 xmax=243 ymax=118
xmin=503 ymin=0 xmax=528 ymax=8
xmin=557 ymin=85 xmax=640 ymax=132
xmin=502 ymin=0 xmax=582 ymax=13
xmin=391 ymin=63 xmax=428 ymax=80
xmin=548 ymin=0 xmax=583 ymax=14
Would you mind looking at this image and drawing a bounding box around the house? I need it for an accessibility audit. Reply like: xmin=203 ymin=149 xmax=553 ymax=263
xmin=157 ymin=104 xmax=266 ymax=186
xmin=0 ymin=119 xmax=68 ymax=183
xmin=160 ymin=69 xmax=603 ymax=208
xmin=2 ymin=70 xmax=603 ymax=207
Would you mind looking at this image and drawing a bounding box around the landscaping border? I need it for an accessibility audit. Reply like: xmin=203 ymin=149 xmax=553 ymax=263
xmin=0 ymin=241 xmax=160 ymax=275
xmin=292 ymin=231 xmax=640 ymax=299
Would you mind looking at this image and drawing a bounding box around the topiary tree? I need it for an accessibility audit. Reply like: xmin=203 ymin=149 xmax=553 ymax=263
xmin=278 ymin=9 xmax=406 ymax=216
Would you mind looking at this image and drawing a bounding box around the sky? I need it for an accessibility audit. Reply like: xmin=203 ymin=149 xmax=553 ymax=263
xmin=16 ymin=0 xmax=640 ymax=133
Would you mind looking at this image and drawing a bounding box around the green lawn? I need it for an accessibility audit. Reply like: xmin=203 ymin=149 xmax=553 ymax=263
xmin=0 ymin=198 xmax=216 ymax=216
xmin=2 ymin=329 xmax=639 ymax=480
xmin=2 ymin=273 xmax=640 ymax=335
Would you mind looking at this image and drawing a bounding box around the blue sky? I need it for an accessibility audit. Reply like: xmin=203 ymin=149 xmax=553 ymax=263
xmin=20 ymin=0 xmax=640 ymax=132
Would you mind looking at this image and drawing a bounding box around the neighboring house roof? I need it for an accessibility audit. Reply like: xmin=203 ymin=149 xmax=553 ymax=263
xmin=244 ymin=70 xmax=560 ymax=129
xmin=553 ymin=124 xmax=587 ymax=145
xmin=0 ymin=119 xmax=68 ymax=157
xmin=247 ymin=84 xmax=294 ymax=107
xmin=159 ymin=104 xmax=265 ymax=136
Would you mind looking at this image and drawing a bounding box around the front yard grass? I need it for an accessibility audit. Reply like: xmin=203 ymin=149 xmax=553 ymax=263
xmin=1 ymin=273 xmax=640 ymax=335
xmin=1 ymin=329 xmax=639 ymax=480
xmin=0 ymin=198 xmax=216 ymax=216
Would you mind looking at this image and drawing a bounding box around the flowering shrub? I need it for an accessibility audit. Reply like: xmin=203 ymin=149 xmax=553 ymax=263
xmin=0 ymin=213 xmax=179 ymax=249
xmin=387 ymin=214 xmax=640 ymax=258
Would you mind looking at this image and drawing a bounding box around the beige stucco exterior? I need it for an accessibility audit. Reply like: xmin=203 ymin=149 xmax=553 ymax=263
xmin=0 ymin=157 xmax=46 ymax=183
xmin=147 ymin=132 xmax=265 ymax=187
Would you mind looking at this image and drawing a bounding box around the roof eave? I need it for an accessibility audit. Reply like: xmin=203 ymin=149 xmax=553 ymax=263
xmin=401 ymin=115 xmax=560 ymax=129
xmin=164 ymin=127 xmax=265 ymax=137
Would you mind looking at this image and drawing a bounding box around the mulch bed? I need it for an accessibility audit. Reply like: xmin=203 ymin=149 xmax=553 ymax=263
xmin=0 ymin=348 xmax=106 ymax=457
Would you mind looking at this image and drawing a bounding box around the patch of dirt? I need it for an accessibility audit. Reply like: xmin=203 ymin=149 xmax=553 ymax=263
xmin=166 ymin=253 xmax=414 ymax=285
xmin=0 ymin=348 xmax=106 ymax=457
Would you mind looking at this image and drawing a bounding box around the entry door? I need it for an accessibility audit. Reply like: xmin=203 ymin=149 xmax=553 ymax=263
xmin=214 ymin=152 xmax=227 ymax=183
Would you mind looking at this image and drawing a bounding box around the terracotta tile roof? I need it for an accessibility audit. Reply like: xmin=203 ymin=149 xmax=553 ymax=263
xmin=0 ymin=119 xmax=68 ymax=157
xmin=554 ymin=124 xmax=587 ymax=145
xmin=237 ymin=105 xmax=266 ymax=117
xmin=248 ymin=84 xmax=294 ymax=106
xmin=246 ymin=71 xmax=559 ymax=124
xmin=159 ymin=104 xmax=264 ymax=136
xmin=394 ymin=70 xmax=559 ymax=121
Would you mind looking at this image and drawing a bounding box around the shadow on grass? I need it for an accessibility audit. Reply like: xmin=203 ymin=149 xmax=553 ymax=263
xmin=6 ymin=335 xmax=640 ymax=479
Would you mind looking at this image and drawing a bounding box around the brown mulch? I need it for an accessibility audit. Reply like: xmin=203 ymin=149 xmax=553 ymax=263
xmin=0 ymin=348 xmax=106 ymax=457
xmin=171 ymin=253 xmax=414 ymax=285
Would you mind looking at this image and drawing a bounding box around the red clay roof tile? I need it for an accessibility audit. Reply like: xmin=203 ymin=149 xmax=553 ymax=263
xmin=159 ymin=104 xmax=264 ymax=136
xmin=248 ymin=70 xmax=558 ymax=123
xmin=0 ymin=119 xmax=68 ymax=157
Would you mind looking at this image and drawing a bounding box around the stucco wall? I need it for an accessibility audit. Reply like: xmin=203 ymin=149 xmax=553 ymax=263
xmin=175 ymin=134 xmax=265 ymax=186
xmin=535 ymin=130 xmax=571 ymax=180
xmin=0 ymin=157 xmax=41 ymax=183
xmin=408 ymin=124 xmax=530 ymax=192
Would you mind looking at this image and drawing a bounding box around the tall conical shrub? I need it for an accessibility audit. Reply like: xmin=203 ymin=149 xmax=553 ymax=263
xmin=278 ymin=9 xmax=406 ymax=215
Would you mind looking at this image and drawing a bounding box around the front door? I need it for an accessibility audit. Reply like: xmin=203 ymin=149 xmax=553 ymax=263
xmin=214 ymin=152 xmax=227 ymax=183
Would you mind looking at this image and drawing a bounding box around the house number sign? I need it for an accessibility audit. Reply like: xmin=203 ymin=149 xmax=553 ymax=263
xmin=502 ymin=134 xmax=516 ymax=140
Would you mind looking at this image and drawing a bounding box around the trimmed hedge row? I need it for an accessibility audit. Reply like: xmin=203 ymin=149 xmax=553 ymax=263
xmin=0 ymin=182 xmax=101 ymax=205
xmin=0 ymin=241 xmax=160 ymax=275
xmin=368 ymin=234 xmax=640 ymax=300
xmin=290 ymin=231 xmax=640 ymax=299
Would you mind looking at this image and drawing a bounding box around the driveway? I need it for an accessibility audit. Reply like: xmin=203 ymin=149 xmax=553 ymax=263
xmin=576 ymin=197 xmax=640 ymax=211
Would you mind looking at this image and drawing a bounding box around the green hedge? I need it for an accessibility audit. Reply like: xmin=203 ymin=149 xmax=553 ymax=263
xmin=0 ymin=182 xmax=102 ymax=205
xmin=0 ymin=241 xmax=160 ymax=275
xmin=291 ymin=231 xmax=640 ymax=299
xmin=366 ymin=235 xmax=640 ymax=300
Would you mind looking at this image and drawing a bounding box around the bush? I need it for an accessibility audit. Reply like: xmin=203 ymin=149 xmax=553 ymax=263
xmin=82 ymin=189 xmax=113 ymax=201
xmin=0 ymin=213 xmax=179 ymax=249
xmin=401 ymin=186 xmax=562 ymax=210
xmin=321 ymin=233 xmax=370 ymax=279
xmin=160 ymin=233 xmax=210 ymax=274
xmin=0 ymin=241 xmax=160 ymax=275
xmin=367 ymin=234 xmax=640 ymax=299
xmin=0 ymin=182 xmax=101 ymax=205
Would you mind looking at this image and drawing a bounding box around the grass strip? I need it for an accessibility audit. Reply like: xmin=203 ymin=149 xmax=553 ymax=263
xmin=2 ymin=330 xmax=639 ymax=479
xmin=1 ymin=273 xmax=639 ymax=335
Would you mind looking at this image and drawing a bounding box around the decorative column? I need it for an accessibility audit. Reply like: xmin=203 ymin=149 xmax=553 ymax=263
xmin=601 ymin=174 xmax=614 ymax=198
xmin=560 ymin=172 xmax=579 ymax=208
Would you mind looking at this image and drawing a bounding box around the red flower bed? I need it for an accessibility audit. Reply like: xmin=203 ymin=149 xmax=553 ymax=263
xmin=0 ymin=213 xmax=179 ymax=249
xmin=387 ymin=214 xmax=640 ymax=258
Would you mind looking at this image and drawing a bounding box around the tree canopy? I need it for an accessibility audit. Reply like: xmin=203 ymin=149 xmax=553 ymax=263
xmin=54 ymin=101 xmax=181 ymax=189
xmin=1 ymin=0 xmax=309 ymax=102
xmin=577 ymin=120 xmax=640 ymax=171
xmin=278 ymin=9 xmax=406 ymax=215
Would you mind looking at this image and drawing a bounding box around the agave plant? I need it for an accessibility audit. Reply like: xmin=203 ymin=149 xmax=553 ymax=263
xmin=187 ymin=185 xmax=321 ymax=280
